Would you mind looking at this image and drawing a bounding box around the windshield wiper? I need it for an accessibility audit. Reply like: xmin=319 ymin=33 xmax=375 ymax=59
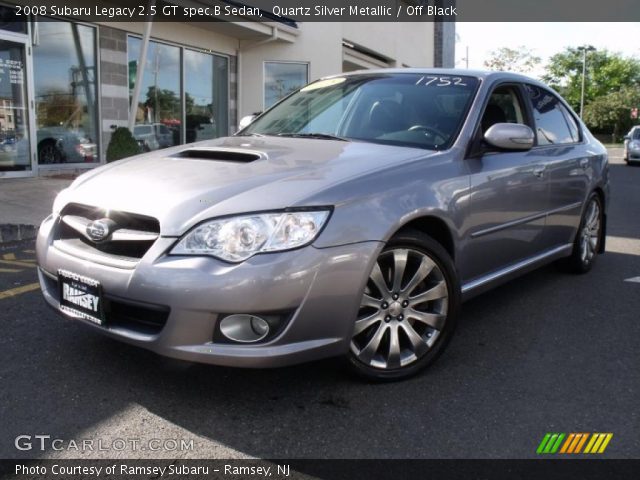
xmin=275 ymin=133 xmax=349 ymax=141
xmin=235 ymin=132 xmax=265 ymax=137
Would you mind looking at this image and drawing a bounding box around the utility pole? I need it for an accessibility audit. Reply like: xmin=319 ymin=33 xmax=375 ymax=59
xmin=578 ymin=45 xmax=595 ymax=118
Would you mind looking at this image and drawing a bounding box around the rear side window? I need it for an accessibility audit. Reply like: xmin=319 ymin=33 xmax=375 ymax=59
xmin=525 ymin=85 xmax=579 ymax=145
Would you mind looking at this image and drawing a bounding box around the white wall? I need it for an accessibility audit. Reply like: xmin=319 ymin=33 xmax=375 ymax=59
xmin=239 ymin=23 xmax=343 ymax=116
xmin=239 ymin=22 xmax=435 ymax=117
xmin=342 ymin=22 xmax=434 ymax=67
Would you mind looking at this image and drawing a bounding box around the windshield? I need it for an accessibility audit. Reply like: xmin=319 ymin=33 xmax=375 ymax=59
xmin=242 ymin=73 xmax=479 ymax=150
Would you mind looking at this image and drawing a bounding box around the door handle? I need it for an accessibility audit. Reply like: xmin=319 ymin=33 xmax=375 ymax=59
xmin=579 ymin=158 xmax=589 ymax=169
xmin=532 ymin=165 xmax=546 ymax=178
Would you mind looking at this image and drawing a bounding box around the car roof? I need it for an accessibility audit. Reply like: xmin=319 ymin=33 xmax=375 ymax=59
xmin=323 ymin=68 xmax=548 ymax=88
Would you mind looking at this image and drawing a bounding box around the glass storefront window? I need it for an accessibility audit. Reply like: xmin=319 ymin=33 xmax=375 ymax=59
xmin=33 ymin=20 xmax=98 ymax=165
xmin=0 ymin=40 xmax=30 ymax=172
xmin=184 ymin=49 xmax=228 ymax=143
xmin=0 ymin=6 xmax=26 ymax=34
xmin=264 ymin=62 xmax=308 ymax=109
xmin=128 ymin=37 xmax=181 ymax=151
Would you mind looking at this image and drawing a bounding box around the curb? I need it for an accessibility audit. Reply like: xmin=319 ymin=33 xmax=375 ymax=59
xmin=0 ymin=224 xmax=39 ymax=244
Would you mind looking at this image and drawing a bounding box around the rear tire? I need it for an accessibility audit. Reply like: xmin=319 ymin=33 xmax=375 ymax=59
xmin=347 ymin=229 xmax=460 ymax=381
xmin=563 ymin=193 xmax=603 ymax=274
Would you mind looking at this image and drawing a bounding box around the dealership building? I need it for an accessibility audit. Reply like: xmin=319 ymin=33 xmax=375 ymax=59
xmin=0 ymin=1 xmax=454 ymax=178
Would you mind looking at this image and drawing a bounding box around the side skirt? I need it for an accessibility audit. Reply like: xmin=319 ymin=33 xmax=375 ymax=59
xmin=460 ymin=244 xmax=573 ymax=301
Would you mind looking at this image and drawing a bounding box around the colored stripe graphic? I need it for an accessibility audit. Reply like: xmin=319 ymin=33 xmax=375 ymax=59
xmin=597 ymin=434 xmax=613 ymax=453
xmin=574 ymin=433 xmax=589 ymax=453
xmin=559 ymin=433 xmax=575 ymax=453
xmin=539 ymin=433 xmax=613 ymax=454
xmin=585 ymin=433 xmax=614 ymax=454
xmin=550 ymin=433 xmax=565 ymax=453
xmin=536 ymin=433 xmax=552 ymax=454
xmin=537 ymin=433 xmax=565 ymax=454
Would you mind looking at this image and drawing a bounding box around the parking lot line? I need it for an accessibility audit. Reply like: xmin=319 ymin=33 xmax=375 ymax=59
xmin=0 ymin=268 xmax=21 ymax=273
xmin=0 ymin=259 xmax=37 ymax=268
xmin=0 ymin=283 xmax=40 ymax=300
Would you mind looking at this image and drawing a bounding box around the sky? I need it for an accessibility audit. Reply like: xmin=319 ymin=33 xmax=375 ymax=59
xmin=455 ymin=23 xmax=640 ymax=78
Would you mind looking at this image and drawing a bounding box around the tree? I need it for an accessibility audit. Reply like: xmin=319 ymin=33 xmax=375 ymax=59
xmin=144 ymin=86 xmax=180 ymax=122
xmin=484 ymin=46 xmax=541 ymax=73
xmin=583 ymin=86 xmax=640 ymax=139
xmin=106 ymin=127 xmax=141 ymax=162
xmin=36 ymin=89 xmax=81 ymax=128
xmin=542 ymin=48 xmax=640 ymax=112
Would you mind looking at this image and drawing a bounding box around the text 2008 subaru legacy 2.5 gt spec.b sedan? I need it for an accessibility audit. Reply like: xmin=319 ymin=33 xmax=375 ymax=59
xmin=36 ymin=69 xmax=609 ymax=380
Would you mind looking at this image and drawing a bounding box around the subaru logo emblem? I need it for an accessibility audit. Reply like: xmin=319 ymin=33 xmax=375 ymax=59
xmin=86 ymin=219 xmax=112 ymax=243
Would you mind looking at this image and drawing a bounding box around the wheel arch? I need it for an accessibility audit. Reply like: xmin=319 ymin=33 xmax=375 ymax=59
xmin=395 ymin=215 xmax=456 ymax=261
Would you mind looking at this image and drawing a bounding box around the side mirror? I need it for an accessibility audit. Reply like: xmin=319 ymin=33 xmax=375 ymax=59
xmin=484 ymin=123 xmax=535 ymax=151
xmin=238 ymin=115 xmax=256 ymax=131
xmin=623 ymin=135 xmax=630 ymax=140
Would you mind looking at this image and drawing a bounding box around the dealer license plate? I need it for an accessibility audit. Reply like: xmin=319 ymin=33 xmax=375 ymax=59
xmin=58 ymin=269 xmax=104 ymax=325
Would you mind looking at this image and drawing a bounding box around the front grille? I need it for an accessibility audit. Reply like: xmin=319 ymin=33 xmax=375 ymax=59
xmin=55 ymin=204 xmax=160 ymax=266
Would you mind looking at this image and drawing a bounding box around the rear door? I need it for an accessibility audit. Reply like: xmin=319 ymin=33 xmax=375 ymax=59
xmin=524 ymin=84 xmax=589 ymax=249
xmin=460 ymin=83 xmax=549 ymax=282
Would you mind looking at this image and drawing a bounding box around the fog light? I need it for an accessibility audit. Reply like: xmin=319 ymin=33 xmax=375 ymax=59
xmin=219 ymin=314 xmax=270 ymax=343
xmin=250 ymin=316 xmax=269 ymax=336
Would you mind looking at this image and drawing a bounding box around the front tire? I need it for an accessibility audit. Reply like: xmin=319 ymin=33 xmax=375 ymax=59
xmin=564 ymin=193 xmax=603 ymax=274
xmin=347 ymin=230 xmax=460 ymax=381
xmin=38 ymin=141 xmax=61 ymax=164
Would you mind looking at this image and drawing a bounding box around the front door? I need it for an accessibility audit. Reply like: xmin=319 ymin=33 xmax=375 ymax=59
xmin=460 ymin=84 xmax=549 ymax=283
xmin=0 ymin=33 xmax=34 ymax=178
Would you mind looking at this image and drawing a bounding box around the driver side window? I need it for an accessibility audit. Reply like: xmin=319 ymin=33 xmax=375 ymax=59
xmin=481 ymin=86 xmax=526 ymax=135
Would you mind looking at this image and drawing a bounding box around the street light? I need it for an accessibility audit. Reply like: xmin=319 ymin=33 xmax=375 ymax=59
xmin=578 ymin=45 xmax=596 ymax=118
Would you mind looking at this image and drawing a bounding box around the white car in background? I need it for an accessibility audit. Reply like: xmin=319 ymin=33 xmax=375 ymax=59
xmin=623 ymin=126 xmax=640 ymax=164
xmin=133 ymin=124 xmax=175 ymax=151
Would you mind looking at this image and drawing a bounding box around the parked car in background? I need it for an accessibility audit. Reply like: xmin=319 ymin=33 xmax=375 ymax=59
xmin=37 ymin=69 xmax=609 ymax=381
xmin=37 ymin=127 xmax=97 ymax=164
xmin=0 ymin=136 xmax=16 ymax=152
xmin=623 ymin=126 xmax=640 ymax=164
xmin=153 ymin=123 xmax=174 ymax=149
xmin=133 ymin=123 xmax=175 ymax=151
xmin=132 ymin=124 xmax=160 ymax=152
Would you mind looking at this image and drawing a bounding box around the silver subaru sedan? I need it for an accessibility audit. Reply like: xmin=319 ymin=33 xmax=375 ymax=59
xmin=36 ymin=69 xmax=609 ymax=380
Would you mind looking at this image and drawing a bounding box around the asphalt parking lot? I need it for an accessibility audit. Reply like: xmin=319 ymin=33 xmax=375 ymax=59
xmin=1 ymin=151 xmax=639 ymax=460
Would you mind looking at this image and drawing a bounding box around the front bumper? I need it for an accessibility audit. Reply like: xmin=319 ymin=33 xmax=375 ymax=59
xmin=36 ymin=214 xmax=382 ymax=368
xmin=627 ymin=148 xmax=640 ymax=162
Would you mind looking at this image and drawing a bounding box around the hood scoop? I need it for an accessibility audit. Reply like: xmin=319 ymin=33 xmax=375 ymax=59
xmin=173 ymin=147 xmax=266 ymax=163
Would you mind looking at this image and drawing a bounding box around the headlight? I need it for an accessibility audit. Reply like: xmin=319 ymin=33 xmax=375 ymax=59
xmin=170 ymin=210 xmax=331 ymax=262
xmin=629 ymin=140 xmax=640 ymax=150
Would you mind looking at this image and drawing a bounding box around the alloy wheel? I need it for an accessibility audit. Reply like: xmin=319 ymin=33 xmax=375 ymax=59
xmin=580 ymin=199 xmax=601 ymax=265
xmin=350 ymin=248 xmax=449 ymax=370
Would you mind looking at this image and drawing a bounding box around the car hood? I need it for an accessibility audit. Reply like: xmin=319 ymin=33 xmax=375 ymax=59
xmin=59 ymin=136 xmax=432 ymax=235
